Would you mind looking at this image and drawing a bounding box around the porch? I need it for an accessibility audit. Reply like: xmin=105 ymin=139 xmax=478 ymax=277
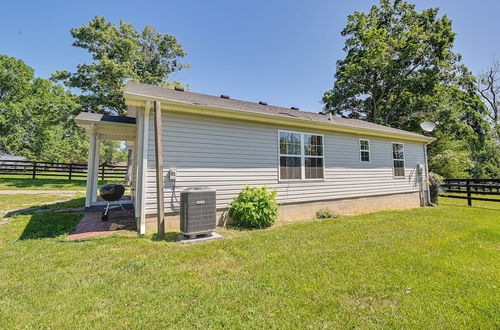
xmin=74 ymin=113 xmax=137 ymax=209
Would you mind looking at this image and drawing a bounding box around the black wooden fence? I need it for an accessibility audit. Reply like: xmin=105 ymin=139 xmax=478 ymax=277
xmin=439 ymin=178 xmax=500 ymax=206
xmin=0 ymin=160 xmax=127 ymax=181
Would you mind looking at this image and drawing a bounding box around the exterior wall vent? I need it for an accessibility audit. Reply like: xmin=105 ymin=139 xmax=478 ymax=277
xmin=180 ymin=187 xmax=217 ymax=238
xmin=220 ymin=94 xmax=230 ymax=99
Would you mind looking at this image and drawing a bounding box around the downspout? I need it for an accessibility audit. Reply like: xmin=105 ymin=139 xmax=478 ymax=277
xmin=154 ymin=100 xmax=165 ymax=237
xmin=423 ymin=141 xmax=433 ymax=206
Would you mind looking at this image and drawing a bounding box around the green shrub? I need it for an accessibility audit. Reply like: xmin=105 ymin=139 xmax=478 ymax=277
xmin=228 ymin=186 xmax=278 ymax=228
xmin=426 ymin=172 xmax=444 ymax=205
xmin=316 ymin=208 xmax=339 ymax=219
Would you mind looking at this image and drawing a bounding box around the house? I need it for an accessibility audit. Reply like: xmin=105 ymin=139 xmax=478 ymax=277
xmin=75 ymin=81 xmax=434 ymax=234
xmin=0 ymin=153 xmax=27 ymax=162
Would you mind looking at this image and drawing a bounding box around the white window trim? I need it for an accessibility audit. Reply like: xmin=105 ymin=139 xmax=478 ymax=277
xmin=359 ymin=138 xmax=371 ymax=163
xmin=391 ymin=142 xmax=405 ymax=178
xmin=278 ymin=130 xmax=325 ymax=182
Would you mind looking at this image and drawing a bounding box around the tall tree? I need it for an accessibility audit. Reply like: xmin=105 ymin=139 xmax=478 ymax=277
xmin=323 ymin=0 xmax=457 ymax=127
xmin=53 ymin=15 xmax=188 ymax=115
xmin=477 ymin=59 xmax=500 ymax=140
xmin=323 ymin=0 xmax=497 ymax=178
xmin=0 ymin=55 xmax=87 ymax=162
xmin=0 ymin=55 xmax=33 ymax=104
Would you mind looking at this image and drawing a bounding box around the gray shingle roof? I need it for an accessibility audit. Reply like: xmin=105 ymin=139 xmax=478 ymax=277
xmin=124 ymin=81 xmax=426 ymax=139
xmin=75 ymin=112 xmax=136 ymax=124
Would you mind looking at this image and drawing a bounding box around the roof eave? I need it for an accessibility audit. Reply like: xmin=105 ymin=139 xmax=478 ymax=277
xmin=124 ymin=92 xmax=435 ymax=143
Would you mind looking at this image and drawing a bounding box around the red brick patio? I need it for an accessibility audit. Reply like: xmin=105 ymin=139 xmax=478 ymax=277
xmin=65 ymin=207 xmax=136 ymax=241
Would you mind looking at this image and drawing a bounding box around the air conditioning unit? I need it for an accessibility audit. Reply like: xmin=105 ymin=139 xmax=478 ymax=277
xmin=180 ymin=187 xmax=217 ymax=238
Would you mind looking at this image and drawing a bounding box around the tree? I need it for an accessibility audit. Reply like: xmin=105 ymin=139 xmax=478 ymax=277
xmin=323 ymin=0 xmax=498 ymax=178
xmin=477 ymin=59 xmax=500 ymax=140
xmin=0 ymin=55 xmax=87 ymax=162
xmin=323 ymin=0 xmax=458 ymax=127
xmin=0 ymin=55 xmax=33 ymax=104
xmin=53 ymin=15 xmax=188 ymax=115
xmin=100 ymin=140 xmax=128 ymax=165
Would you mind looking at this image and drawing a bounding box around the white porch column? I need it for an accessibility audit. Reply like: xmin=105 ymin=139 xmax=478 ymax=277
xmin=135 ymin=102 xmax=150 ymax=234
xmin=91 ymin=137 xmax=100 ymax=203
xmin=85 ymin=124 xmax=97 ymax=208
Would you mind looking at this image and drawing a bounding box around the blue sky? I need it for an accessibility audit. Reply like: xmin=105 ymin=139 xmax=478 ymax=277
xmin=1 ymin=0 xmax=499 ymax=113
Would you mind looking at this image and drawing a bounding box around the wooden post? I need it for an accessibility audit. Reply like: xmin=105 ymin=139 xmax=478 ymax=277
xmin=154 ymin=100 xmax=165 ymax=237
xmin=466 ymin=179 xmax=472 ymax=206
xmin=68 ymin=163 xmax=73 ymax=180
xmin=32 ymin=162 xmax=37 ymax=179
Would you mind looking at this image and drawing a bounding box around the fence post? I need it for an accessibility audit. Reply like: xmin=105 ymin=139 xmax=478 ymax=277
xmin=32 ymin=161 xmax=37 ymax=179
xmin=101 ymin=165 xmax=105 ymax=182
xmin=68 ymin=163 xmax=73 ymax=180
xmin=466 ymin=179 xmax=472 ymax=206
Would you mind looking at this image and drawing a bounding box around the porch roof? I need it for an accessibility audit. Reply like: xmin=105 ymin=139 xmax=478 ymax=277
xmin=75 ymin=112 xmax=137 ymax=141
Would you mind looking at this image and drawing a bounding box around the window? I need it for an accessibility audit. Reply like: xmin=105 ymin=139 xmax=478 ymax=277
xmin=279 ymin=132 xmax=301 ymax=180
xmin=392 ymin=143 xmax=405 ymax=177
xmin=279 ymin=131 xmax=324 ymax=180
xmin=359 ymin=139 xmax=370 ymax=162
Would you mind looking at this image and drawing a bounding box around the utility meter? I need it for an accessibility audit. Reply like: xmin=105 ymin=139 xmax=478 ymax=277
xmin=169 ymin=168 xmax=177 ymax=180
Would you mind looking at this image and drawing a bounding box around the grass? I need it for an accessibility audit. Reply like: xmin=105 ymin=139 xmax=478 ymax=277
xmin=0 ymin=193 xmax=84 ymax=212
xmin=0 ymin=195 xmax=498 ymax=328
xmin=0 ymin=176 xmax=125 ymax=191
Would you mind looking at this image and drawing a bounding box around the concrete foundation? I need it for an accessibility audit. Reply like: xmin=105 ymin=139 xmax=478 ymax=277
xmin=144 ymin=191 xmax=422 ymax=232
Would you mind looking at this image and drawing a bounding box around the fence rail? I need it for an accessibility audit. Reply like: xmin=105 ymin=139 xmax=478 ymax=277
xmin=0 ymin=160 xmax=127 ymax=181
xmin=439 ymin=178 xmax=500 ymax=206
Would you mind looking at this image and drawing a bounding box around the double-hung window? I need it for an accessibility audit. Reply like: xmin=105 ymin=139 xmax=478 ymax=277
xmin=359 ymin=139 xmax=370 ymax=162
xmin=279 ymin=131 xmax=324 ymax=180
xmin=392 ymin=142 xmax=405 ymax=177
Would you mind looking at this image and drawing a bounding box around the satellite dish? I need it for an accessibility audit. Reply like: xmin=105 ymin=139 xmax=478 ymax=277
xmin=420 ymin=121 xmax=437 ymax=132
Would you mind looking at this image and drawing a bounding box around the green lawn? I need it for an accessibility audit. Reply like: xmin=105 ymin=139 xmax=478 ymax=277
xmin=0 ymin=176 xmax=125 ymax=191
xmin=0 ymin=195 xmax=498 ymax=328
xmin=0 ymin=193 xmax=84 ymax=212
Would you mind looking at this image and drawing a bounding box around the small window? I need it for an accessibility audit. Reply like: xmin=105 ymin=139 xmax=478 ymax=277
xmin=359 ymin=139 xmax=370 ymax=162
xmin=279 ymin=131 xmax=324 ymax=180
xmin=392 ymin=143 xmax=405 ymax=177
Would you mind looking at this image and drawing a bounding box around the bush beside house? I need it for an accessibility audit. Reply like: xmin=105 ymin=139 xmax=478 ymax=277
xmin=228 ymin=186 xmax=278 ymax=228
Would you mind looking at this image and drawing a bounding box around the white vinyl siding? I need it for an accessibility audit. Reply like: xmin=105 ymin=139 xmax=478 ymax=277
xmin=144 ymin=111 xmax=426 ymax=214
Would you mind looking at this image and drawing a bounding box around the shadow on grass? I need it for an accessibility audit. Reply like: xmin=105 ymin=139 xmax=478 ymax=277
xmin=151 ymin=232 xmax=182 ymax=242
xmin=19 ymin=211 xmax=83 ymax=240
xmin=4 ymin=197 xmax=86 ymax=240
xmin=224 ymin=223 xmax=265 ymax=231
xmin=4 ymin=197 xmax=86 ymax=218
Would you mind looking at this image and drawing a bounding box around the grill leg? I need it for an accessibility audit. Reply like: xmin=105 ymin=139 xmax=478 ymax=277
xmin=118 ymin=200 xmax=126 ymax=212
xmin=101 ymin=202 xmax=110 ymax=221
